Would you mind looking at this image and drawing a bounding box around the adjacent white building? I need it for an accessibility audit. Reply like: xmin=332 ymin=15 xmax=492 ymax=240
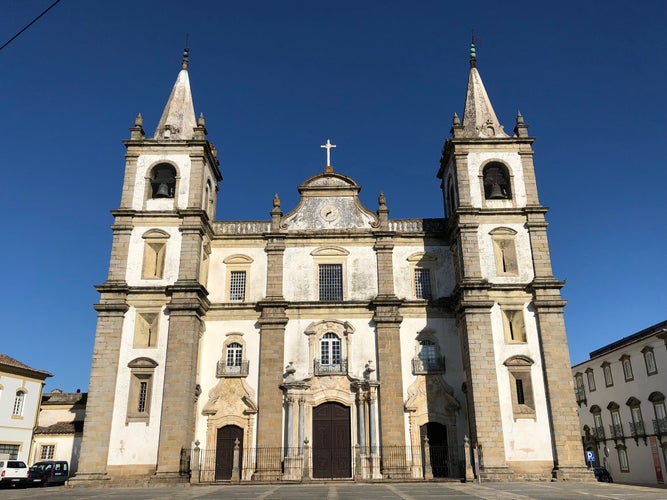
xmin=0 ymin=354 xmax=52 ymax=462
xmin=32 ymin=390 xmax=86 ymax=472
xmin=572 ymin=320 xmax=667 ymax=484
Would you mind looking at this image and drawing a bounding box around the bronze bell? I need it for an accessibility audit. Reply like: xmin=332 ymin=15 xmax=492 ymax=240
xmin=155 ymin=183 xmax=170 ymax=198
xmin=488 ymin=182 xmax=505 ymax=199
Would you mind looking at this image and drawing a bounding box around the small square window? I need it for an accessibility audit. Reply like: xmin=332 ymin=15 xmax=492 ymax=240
xmin=40 ymin=445 xmax=55 ymax=460
xmin=319 ymin=264 xmax=343 ymax=301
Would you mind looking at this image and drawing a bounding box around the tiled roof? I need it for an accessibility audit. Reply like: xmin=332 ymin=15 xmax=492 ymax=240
xmin=35 ymin=421 xmax=84 ymax=435
xmin=0 ymin=353 xmax=52 ymax=378
xmin=41 ymin=390 xmax=87 ymax=405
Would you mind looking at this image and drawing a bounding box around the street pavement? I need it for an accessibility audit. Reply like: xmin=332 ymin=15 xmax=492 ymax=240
xmin=1 ymin=481 xmax=666 ymax=499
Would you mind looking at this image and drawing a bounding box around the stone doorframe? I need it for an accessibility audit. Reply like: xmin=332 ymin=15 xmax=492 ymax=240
xmin=405 ymin=376 xmax=461 ymax=478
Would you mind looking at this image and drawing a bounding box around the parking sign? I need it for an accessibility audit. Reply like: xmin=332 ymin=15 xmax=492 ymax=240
xmin=585 ymin=450 xmax=595 ymax=462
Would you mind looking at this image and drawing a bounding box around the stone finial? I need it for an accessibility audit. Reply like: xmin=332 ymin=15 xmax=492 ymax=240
xmin=271 ymin=194 xmax=283 ymax=231
xmin=452 ymin=113 xmax=460 ymax=126
xmin=514 ymin=110 xmax=529 ymax=138
xmin=377 ymin=192 xmax=389 ymax=229
xmin=130 ymin=113 xmax=145 ymax=139
xmin=198 ymin=113 xmax=206 ymax=127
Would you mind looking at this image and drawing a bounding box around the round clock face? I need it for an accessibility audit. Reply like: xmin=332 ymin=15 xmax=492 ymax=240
xmin=320 ymin=205 xmax=339 ymax=222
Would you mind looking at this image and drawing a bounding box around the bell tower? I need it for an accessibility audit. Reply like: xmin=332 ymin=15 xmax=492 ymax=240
xmin=437 ymin=45 xmax=589 ymax=480
xmin=75 ymin=49 xmax=222 ymax=483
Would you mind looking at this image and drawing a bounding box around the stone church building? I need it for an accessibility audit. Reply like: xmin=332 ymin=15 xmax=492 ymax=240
xmin=74 ymin=46 xmax=588 ymax=484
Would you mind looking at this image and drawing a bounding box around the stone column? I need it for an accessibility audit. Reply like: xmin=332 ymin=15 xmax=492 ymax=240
xmin=357 ymin=393 xmax=366 ymax=449
xmin=298 ymin=398 xmax=305 ymax=454
xmin=285 ymin=396 xmax=294 ymax=455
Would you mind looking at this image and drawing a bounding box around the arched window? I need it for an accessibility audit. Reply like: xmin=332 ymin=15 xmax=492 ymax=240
xmin=149 ymin=163 xmax=176 ymax=199
xmin=320 ymin=333 xmax=341 ymax=367
xmin=226 ymin=343 xmax=243 ymax=368
xmin=12 ymin=391 xmax=25 ymax=416
xmin=483 ymin=162 xmax=511 ymax=200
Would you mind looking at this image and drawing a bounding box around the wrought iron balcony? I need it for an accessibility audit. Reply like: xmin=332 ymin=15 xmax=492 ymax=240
xmin=574 ymin=386 xmax=586 ymax=405
xmin=314 ymin=359 xmax=348 ymax=375
xmin=593 ymin=426 xmax=606 ymax=441
xmin=412 ymin=356 xmax=446 ymax=375
xmin=609 ymin=423 xmax=624 ymax=440
xmin=653 ymin=417 xmax=667 ymax=436
xmin=629 ymin=420 xmax=646 ymax=438
xmin=216 ymin=360 xmax=249 ymax=377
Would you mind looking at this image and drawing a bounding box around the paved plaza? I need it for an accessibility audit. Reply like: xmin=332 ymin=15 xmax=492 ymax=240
xmin=1 ymin=481 xmax=667 ymax=500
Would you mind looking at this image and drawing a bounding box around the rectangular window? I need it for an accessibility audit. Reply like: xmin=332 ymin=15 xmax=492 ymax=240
xmin=40 ymin=445 xmax=55 ymax=460
xmin=414 ymin=268 xmax=432 ymax=299
xmin=644 ymin=349 xmax=657 ymax=375
xmin=0 ymin=444 xmax=19 ymax=460
xmin=137 ymin=381 xmax=148 ymax=413
xmin=133 ymin=311 xmax=159 ymax=348
xmin=618 ymin=448 xmax=629 ymax=472
xmin=515 ymin=379 xmax=525 ymax=405
xmin=503 ymin=309 xmax=526 ymax=343
xmin=622 ymin=357 xmax=633 ymax=382
xmin=319 ymin=264 xmax=343 ymax=301
xmin=229 ymin=271 xmax=246 ymax=302
xmin=586 ymin=370 xmax=596 ymax=391
xmin=12 ymin=392 xmax=25 ymax=416
xmin=603 ymin=363 xmax=613 ymax=387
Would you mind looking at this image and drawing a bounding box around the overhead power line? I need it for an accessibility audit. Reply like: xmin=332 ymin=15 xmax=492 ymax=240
xmin=0 ymin=0 xmax=64 ymax=53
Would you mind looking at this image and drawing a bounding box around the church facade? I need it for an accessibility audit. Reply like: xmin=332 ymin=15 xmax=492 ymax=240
xmin=74 ymin=47 xmax=589 ymax=484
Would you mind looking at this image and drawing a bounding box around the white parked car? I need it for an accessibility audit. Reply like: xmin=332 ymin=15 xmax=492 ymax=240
xmin=0 ymin=460 xmax=28 ymax=487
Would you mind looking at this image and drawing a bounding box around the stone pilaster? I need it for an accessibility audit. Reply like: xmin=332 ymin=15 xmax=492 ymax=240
xmin=456 ymin=289 xmax=510 ymax=477
xmin=72 ymin=283 xmax=128 ymax=483
xmin=256 ymin=232 xmax=287 ymax=479
xmin=153 ymin=283 xmax=209 ymax=481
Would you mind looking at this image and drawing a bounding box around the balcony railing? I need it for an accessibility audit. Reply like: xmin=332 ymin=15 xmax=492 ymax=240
xmin=412 ymin=356 xmax=446 ymax=375
xmin=629 ymin=420 xmax=646 ymax=438
xmin=574 ymin=386 xmax=586 ymax=405
xmin=314 ymin=359 xmax=348 ymax=375
xmin=654 ymin=417 xmax=667 ymax=436
xmin=217 ymin=360 xmax=249 ymax=377
xmin=593 ymin=426 xmax=606 ymax=441
xmin=609 ymin=423 xmax=624 ymax=440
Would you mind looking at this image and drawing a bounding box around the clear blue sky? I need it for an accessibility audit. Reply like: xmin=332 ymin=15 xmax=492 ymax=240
xmin=1 ymin=1 xmax=665 ymax=392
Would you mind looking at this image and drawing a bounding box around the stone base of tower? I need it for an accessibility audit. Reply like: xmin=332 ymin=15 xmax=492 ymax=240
xmin=68 ymin=472 xmax=111 ymax=487
xmin=552 ymin=466 xmax=596 ymax=482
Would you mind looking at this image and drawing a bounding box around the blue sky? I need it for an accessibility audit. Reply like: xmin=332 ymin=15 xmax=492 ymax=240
xmin=1 ymin=1 xmax=665 ymax=391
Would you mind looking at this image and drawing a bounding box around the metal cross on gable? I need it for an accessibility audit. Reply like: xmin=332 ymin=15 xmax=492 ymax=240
xmin=321 ymin=139 xmax=336 ymax=166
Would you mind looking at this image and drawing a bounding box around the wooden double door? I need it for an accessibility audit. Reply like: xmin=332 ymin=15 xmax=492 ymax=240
xmin=215 ymin=425 xmax=243 ymax=481
xmin=312 ymin=402 xmax=351 ymax=479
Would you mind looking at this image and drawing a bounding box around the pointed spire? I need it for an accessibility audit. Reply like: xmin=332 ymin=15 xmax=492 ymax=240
xmin=154 ymin=48 xmax=197 ymax=140
xmin=460 ymin=43 xmax=508 ymax=138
